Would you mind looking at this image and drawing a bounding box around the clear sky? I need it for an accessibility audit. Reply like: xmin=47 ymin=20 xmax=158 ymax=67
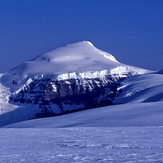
xmin=0 ymin=0 xmax=163 ymax=73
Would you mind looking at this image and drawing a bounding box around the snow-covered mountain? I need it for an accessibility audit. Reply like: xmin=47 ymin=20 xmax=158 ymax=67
xmin=1 ymin=41 xmax=147 ymax=88
xmin=0 ymin=41 xmax=158 ymax=126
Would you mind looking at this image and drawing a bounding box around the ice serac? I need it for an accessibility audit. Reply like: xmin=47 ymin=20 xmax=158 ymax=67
xmin=0 ymin=41 xmax=149 ymax=118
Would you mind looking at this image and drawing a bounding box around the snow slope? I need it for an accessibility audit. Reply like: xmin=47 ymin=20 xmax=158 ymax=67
xmin=114 ymin=73 xmax=163 ymax=104
xmin=5 ymin=101 xmax=163 ymax=128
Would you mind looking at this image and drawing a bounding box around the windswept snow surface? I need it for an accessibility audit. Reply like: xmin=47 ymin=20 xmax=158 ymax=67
xmin=3 ymin=101 xmax=163 ymax=162
xmin=0 ymin=127 xmax=163 ymax=163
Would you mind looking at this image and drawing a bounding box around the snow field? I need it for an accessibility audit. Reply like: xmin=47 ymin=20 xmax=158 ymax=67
xmin=0 ymin=127 xmax=163 ymax=163
xmin=4 ymin=101 xmax=163 ymax=128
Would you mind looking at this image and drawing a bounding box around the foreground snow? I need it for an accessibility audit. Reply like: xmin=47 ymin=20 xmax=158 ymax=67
xmin=5 ymin=101 xmax=163 ymax=128
xmin=2 ymin=101 xmax=163 ymax=163
xmin=0 ymin=127 xmax=163 ymax=163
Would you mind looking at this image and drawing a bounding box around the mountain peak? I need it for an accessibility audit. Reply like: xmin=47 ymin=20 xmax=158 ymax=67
xmin=29 ymin=41 xmax=120 ymax=75
xmin=82 ymin=41 xmax=94 ymax=46
xmin=60 ymin=41 xmax=94 ymax=49
xmin=33 ymin=41 xmax=117 ymax=63
xmin=67 ymin=41 xmax=94 ymax=47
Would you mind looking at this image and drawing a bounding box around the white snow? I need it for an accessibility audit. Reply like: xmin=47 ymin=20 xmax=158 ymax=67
xmin=0 ymin=127 xmax=163 ymax=162
xmin=114 ymin=73 xmax=163 ymax=104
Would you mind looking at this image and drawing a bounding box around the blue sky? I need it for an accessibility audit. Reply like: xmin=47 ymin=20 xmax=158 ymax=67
xmin=0 ymin=0 xmax=163 ymax=73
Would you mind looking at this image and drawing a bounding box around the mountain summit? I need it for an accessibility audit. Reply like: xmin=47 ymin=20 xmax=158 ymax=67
xmin=33 ymin=41 xmax=119 ymax=67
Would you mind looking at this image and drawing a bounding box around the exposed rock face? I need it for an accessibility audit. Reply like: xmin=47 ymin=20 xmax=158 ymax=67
xmin=44 ymin=75 xmax=122 ymax=100
xmin=9 ymin=73 xmax=128 ymax=117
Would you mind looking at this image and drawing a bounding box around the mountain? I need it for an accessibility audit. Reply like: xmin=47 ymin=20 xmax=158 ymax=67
xmin=0 ymin=41 xmax=152 ymax=126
